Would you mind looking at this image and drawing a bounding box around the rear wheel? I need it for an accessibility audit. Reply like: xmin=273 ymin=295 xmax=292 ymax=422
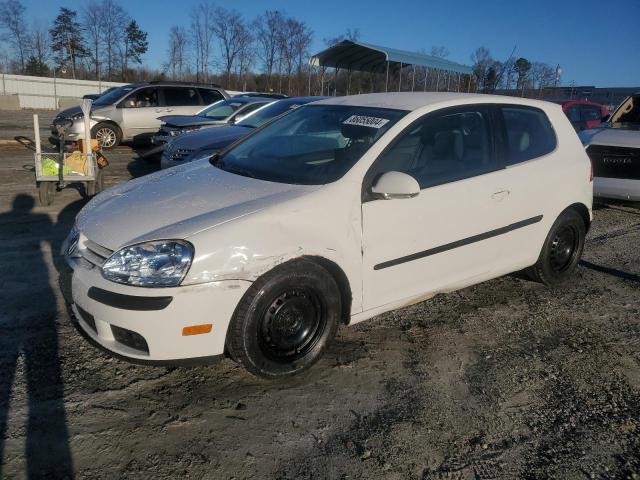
xmin=91 ymin=123 xmax=121 ymax=149
xmin=526 ymin=209 xmax=585 ymax=286
xmin=38 ymin=181 xmax=55 ymax=206
xmin=227 ymin=259 xmax=341 ymax=379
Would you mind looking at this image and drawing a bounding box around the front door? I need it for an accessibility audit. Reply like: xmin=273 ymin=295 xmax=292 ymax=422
xmin=361 ymin=105 xmax=505 ymax=310
xmin=120 ymin=86 xmax=163 ymax=140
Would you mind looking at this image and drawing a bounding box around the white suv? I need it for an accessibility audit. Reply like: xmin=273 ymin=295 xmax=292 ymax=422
xmin=62 ymin=93 xmax=593 ymax=378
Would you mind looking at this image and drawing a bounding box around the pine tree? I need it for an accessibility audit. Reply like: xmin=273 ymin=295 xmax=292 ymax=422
xmin=49 ymin=7 xmax=88 ymax=79
xmin=122 ymin=20 xmax=148 ymax=81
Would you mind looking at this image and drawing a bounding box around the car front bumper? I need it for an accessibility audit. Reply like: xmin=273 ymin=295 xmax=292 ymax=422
xmin=62 ymin=256 xmax=251 ymax=364
xmin=594 ymin=177 xmax=640 ymax=202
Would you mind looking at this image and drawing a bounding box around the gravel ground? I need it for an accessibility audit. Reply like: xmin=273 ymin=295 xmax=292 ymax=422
xmin=0 ymin=122 xmax=639 ymax=479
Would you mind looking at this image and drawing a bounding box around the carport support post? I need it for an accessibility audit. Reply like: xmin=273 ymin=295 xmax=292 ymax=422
xmin=423 ymin=68 xmax=429 ymax=92
xmin=347 ymin=68 xmax=351 ymax=95
xmin=411 ymin=65 xmax=416 ymax=91
xmin=334 ymin=67 xmax=339 ymax=96
xmin=436 ymin=70 xmax=440 ymax=92
xmin=385 ymin=61 xmax=389 ymax=92
xmin=398 ymin=62 xmax=402 ymax=92
xmin=307 ymin=65 xmax=312 ymax=95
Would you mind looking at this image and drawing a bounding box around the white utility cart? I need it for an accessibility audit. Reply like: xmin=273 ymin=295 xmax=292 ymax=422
xmin=33 ymin=99 xmax=105 ymax=206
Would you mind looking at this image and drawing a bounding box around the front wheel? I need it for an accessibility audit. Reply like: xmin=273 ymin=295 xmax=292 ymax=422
xmin=226 ymin=259 xmax=341 ymax=379
xmin=91 ymin=123 xmax=121 ymax=149
xmin=526 ymin=209 xmax=586 ymax=286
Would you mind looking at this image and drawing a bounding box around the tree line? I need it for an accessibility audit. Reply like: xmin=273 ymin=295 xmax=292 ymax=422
xmin=0 ymin=0 xmax=561 ymax=97
xmin=0 ymin=0 xmax=148 ymax=81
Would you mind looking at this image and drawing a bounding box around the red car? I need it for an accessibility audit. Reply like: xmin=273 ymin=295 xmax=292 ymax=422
xmin=562 ymin=100 xmax=610 ymax=132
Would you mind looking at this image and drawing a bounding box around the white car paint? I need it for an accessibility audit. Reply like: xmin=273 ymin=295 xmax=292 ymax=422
xmin=63 ymin=92 xmax=593 ymax=363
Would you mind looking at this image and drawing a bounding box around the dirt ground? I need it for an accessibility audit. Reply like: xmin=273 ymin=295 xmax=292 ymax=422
xmin=0 ymin=112 xmax=639 ymax=479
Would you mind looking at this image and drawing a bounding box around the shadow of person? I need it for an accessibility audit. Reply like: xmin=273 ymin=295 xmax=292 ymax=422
xmin=0 ymin=194 xmax=74 ymax=478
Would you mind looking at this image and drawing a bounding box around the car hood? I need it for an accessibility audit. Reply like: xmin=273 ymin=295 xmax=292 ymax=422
xmin=75 ymin=159 xmax=316 ymax=250
xmin=159 ymin=115 xmax=226 ymax=127
xmin=54 ymin=105 xmax=110 ymax=121
xmin=579 ymin=124 xmax=640 ymax=149
xmin=171 ymin=125 xmax=252 ymax=151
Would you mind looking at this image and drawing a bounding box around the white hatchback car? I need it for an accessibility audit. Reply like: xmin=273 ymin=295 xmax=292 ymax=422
xmin=62 ymin=93 xmax=593 ymax=378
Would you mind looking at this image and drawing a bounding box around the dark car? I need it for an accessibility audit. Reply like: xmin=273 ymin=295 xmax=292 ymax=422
xmin=152 ymin=96 xmax=273 ymax=146
xmin=562 ymin=100 xmax=610 ymax=132
xmin=161 ymin=96 xmax=327 ymax=169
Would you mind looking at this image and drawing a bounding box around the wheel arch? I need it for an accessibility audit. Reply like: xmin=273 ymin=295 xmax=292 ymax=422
xmin=565 ymin=202 xmax=591 ymax=233
xmin=302 ymin=255 xmax=353 ymax=325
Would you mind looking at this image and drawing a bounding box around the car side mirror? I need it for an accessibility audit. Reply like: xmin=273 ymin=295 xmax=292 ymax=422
xmin=371 ymin=171 xmax=420 ymax=200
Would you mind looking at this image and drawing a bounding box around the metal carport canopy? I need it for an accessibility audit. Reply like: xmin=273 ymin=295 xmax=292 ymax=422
xmin=309 ymin=40 xmax=472 ymax=75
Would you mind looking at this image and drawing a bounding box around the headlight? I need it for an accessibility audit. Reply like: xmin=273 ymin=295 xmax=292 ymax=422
xmin=102 ymin=240 xmax=193 ymax=287
xmin=71 ymin=113 xmax=84 ymax=120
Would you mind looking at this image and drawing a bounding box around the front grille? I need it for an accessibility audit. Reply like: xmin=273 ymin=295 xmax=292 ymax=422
xmin=79 ymin=237 xmax=113 ymax=268
xmin=111 ymin=325 xmax=149 ymax=355
xmin=587 ymin=144 xmax=640 ymax=180
xmin=76 ymin=306 xmax=97 ymax=333
xmin=165 ymin=144 xmax=194 ymax=162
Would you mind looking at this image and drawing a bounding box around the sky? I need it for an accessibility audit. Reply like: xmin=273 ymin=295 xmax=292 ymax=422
xmin=18 ymin=0 xmax=640 ymax=87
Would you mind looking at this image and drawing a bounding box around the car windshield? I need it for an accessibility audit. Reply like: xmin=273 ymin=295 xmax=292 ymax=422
xmin=217 ymin=104 xmax=407 ymax=185
xmin=237 ymin=100 xmax=307 ymax=129
xmin=92 ymin=86 xmax=135 ymax=106
xmin=199 ymin=99 xmax=248 ymax=120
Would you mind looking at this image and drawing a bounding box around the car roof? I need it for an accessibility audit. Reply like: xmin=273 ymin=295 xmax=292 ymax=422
xmin=313 ymin=92 xmax=560 ymax=112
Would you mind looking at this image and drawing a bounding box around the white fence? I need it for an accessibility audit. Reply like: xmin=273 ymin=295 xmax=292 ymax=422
xmin=0 ymin=73 xmax=125 ymax=109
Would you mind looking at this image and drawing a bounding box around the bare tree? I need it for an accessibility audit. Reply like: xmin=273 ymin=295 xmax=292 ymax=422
xmin=212 ymin=7 xmax=247 ymax=88
xmin=0 ymin=0 xmax=28 ymax=73
xmin=190 ymin=1 xmax=215 ymax=82
xmin=100 ymin=0 xmax=128 ymax=80
xmin=323 ymin=28 xmax=360 ymax=46
xmin=235 ymin=29 xmax=254 ymax=91
xmin=83 ymin=1 xmax=102 ymax=79
xmin=165 ymin=25 xmax=189 ymax=80
xmin=253 ymin=10 xmax=284 ymax=89
xmin=430 ymin=46 xmax=449 ymax=58
xmin=27 ymin=20 xmax=50 ymax=74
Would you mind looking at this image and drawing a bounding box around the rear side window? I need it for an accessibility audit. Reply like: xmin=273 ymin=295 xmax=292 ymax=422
xmin=162 ymin=87 xmax=200 ymax=106
xmin=199 ymin=88 xmax=224 ymax=105
xmin=501 ymin=106 xmax=556 ymax=165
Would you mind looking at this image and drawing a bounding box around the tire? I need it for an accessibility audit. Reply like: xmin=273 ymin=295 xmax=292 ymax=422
xmin=227 ymin=259 xmax=341 ymax=379
xmin=85 ymin=169 xmax=104 ymax=197
xmin=91 ymin=123 xmax=121 ymax=149
xmin=526 ymin=208 xmax=586 ymax=286
xmin=38 ymin=181 xmax=55 ymax=206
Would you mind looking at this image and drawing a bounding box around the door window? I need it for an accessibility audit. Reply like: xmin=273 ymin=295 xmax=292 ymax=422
xmin=121 ymin=87 xmax=159 ymax=108
xmin=566 ymin=105 xmax=581 ymax=123
xmin=198 ymin=88 xmax=224 ymax=105
xmin=369 ymin=107 xmax=497 ymax=189
xmin=162 ymin=87 xmax=200 ymax=106
xmin=501 ymin=106 xmax=556 ymax=165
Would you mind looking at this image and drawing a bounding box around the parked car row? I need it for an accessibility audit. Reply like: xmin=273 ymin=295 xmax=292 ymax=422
xmin=61 ymin=92 xmax=595 ymax=378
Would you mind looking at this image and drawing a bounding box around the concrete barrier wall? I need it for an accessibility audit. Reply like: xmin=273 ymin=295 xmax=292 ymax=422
xmin=0 ymin=94 xmax=20 ymax=110
xmin=0 ymin=73 xmax=124 ymax=110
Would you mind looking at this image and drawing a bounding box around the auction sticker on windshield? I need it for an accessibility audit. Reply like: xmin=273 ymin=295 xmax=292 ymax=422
xmin=343 ymin=115 xmax=390 ymax=129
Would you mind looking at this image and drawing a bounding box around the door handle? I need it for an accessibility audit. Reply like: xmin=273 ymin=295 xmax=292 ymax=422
xmin=491 ymin=189 xmax=510 ymax=201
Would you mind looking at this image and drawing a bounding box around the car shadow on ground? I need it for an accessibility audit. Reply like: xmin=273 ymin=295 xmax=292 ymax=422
xmin=124 ymin=142 xmax=161 ymax=179
xmin=0 ymin=194 xmax=86 ymax=478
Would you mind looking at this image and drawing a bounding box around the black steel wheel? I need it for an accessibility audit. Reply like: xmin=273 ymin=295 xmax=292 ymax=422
xmin=258 ymin=288 xmax=325 ymax=363
xmin=227 ymin=259 xmax=341 ymax=379
xmin=526 ymin=208 xmax=586 ymax=286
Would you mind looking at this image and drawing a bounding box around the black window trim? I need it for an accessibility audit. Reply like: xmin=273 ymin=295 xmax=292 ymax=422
xmin=495 ymin=103 xmax=558 ymax=168
xmin=362 ymin=104 xmax=502 ymax=202
xmin=159 ymin=85 xmax=202 ymax=108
